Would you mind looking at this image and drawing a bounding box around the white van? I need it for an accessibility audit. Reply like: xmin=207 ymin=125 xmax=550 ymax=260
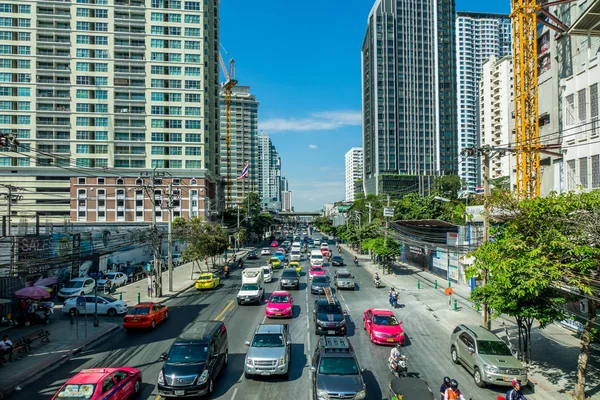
xmin=314 ymin=239 xmax=321 ymax=247
xmin=310 ymin=250 xmax=324 ymax=266
xmin=261 ymin=265 xmax=273 ymax=283
xmin=237 ymin=267 xmax=265 ymax=305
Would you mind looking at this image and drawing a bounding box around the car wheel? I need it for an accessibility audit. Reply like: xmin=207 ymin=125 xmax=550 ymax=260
xmin=151 ymin=320 xmax=156 ymax=329
xmin=244 ymin=372 xmax=253 ymax=379
xmin=107 ymin=308 xmax=117 ymax=317
xmin=134 ymin=379 xmax=142 ymax=394
xmin=474 ymin=368 xmax=486 ymax=387
xmin=370 ymin=333 xmax=375 ymax=343
xmin=451 ymin=346 xmax=459 ymax=364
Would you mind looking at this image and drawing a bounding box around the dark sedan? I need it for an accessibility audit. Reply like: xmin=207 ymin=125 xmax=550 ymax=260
xmin=246 ymin=251 xmax=259 ymax=260
xmin=331 ymin=256 xmax=344 ymax=266
xmin=310 ymin=276 xmax=331 ymax=295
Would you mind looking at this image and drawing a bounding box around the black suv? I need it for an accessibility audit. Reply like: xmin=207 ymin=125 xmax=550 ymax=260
xmin=313 ymin=298 xmax=347 ymax=335
xmin=311 ymin=336 xmax=367 ymax=400
xmin=279 ymin=268 xmax=300 ymax=290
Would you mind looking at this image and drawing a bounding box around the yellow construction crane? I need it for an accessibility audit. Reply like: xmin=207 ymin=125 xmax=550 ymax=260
xmin=219 ymin=48 xmax=237 ymax=206
xmin=511 ymin=0 xmax=578 ymax=198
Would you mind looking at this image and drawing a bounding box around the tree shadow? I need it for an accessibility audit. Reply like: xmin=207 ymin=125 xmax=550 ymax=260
xmin=362 ymin=370 xmax=383 ymax=400
xmin=345 ymin=314 xmax=356 ymax=337
xmin=211 ymin=353 xmax=246 ymax=397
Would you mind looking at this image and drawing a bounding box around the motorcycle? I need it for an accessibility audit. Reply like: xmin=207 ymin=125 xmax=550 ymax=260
xmin=389 ymin=293 xmax=398 ymax=308
xmin=374 ymin=278 xmax=381 ymax=288
xmin=354 ymin=259 xmax=359 ymax=266
xmin=224 ymin=269 xmax=230 ymax=278
xmin=388 ymin=356 xmax=408 ymax=378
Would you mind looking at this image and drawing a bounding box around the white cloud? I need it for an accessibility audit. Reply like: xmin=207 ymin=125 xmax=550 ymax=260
xmin=308 ymin=144 xmax=317 ymax=149
xmin=260 ymin=110 xmax=362 ymax=132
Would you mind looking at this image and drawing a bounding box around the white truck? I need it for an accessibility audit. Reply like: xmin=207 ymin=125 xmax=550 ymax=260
xmin=237 ymin=267 xmax=265 ymax=305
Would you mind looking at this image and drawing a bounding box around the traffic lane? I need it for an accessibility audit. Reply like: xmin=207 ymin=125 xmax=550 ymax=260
xmin=212 ymin=262 xmax=312 ymax=400
xmin=336 ymin=251 xmax=495 ymax=400
xmin=13 ymin=271 xmax=244 ymax=400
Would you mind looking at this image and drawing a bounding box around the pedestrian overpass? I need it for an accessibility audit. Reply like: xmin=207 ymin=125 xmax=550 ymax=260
xmin=277 ymin=211 xmax=321 ymax=222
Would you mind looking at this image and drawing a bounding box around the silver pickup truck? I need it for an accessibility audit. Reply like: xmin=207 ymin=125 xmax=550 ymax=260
xmin=244 ymin=324 xmax=292 ymax=379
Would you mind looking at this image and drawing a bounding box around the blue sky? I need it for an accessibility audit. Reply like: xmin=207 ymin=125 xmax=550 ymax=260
xmin=220 ymin=0 xmax=511 ymax=211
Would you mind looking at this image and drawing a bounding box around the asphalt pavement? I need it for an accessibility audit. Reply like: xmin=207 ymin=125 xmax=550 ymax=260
xmin=14 ymin=235 xmax=510 ymax=400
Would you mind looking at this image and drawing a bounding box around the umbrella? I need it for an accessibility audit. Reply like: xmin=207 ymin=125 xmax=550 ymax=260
xmin=15 ymin=286 xmax=51 ymax=300
xmin=35 ymin=276 xmax=58 ymax=287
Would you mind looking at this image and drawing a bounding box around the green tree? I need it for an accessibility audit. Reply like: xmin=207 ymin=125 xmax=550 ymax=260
xmin=432 ymin=175 xmax=463 ymax=199
xmin=249 ymin=213 xmax=273 ymax=240
xmin=173 ymin=217 xmax=229 ymax=274
xmin=393 ymin=193 xmax=462 ymax=224
xmin=241 ymin=192 xmax=263 ymax=217
xmin=234 ymin=228 xmax=248 ymax=247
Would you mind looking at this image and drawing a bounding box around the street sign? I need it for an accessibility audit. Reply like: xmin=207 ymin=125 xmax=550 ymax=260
xmin=383 ymin=207 xmax=394 ymax=218
xmin=146 ymin=263 xmax=151 ymax=271
xmin=76 ymin=295 xmax=86 ymax=311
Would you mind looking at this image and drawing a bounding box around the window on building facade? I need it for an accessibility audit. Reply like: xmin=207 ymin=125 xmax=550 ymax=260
xmin=578 ymin=89 xmax=587 ymax=122
xmin=580 ymin=157 xmax=589 ymax=189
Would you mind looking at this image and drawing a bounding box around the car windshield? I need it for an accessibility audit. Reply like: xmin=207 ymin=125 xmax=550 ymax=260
xmin=333 ymin=256 xmax=342 ymax=261
xmin=168 ymin=344 xmax=208 ymax=364
xmin=56 ymin=384 xmax=96 ymax=399
xmin=292 ymin=251 xmax=300 ymax=255
xmin=64 ymin=281 xmax=84 ymax=288
xmin=312 ymin=255 xmax=323 ymax=260
xmin=241 ymin=284 xmax=259 ymax=291
xmin=311 ymin=267 xmax=323 ymax=273
xmin=128 ymin=307 xmax=150 ymax=315
xmin=282 ymin=271 xmax=297 ymax=278
xmin=270 ymin=258 xmax=279 ymax=263
xmin=317 ymin=303 xmax=342 ymax=314
xmin=477 ymin=340 xmax=513 ymax=356
xmin=373 ymin=315 xmax=398 ymax=325
xmin=251 ymin=333 xmax=284 ymax=347
xmin=198 ymin=275 xmax=213 ymax=280
xmin=269 ymin=295 xmax=290 ymax=303
xmin=105 ymin=273 xmax=117 ymax=280
xmin=262 ymin=268 xmax=271 ymax=274
xmin=312 ymin=276 xmax=328 ymax=283
xmin=262 ymin=248 xmax=270 ymax=251
xmin=319 ymin=357 xmax=359 ymax=375
xmin=338 ymin=273 xmax=352 ymax=279
xmin=275 ymin=252 xmax=284 ymax=256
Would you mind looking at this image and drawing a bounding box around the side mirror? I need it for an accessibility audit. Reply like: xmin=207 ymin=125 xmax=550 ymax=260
xmin=399 ymin=321 xmax=403 ymax=324
xmin=361 ymin=368 xmax=368 ymax=373
xmin=286 ymin=340 xmax=292 ymax=346
xmin=343 ymin=311 xmax=348 ymax=315
xmin=313 ymin=310 xmax=316 ymax=314
xmin=160 ymin=352 xmax=167 ymax=360
xmin=309 ymin=366 xmax=316 ymax=373
xmin=468 ymin=347 xmax=475 ymax=353
xmin=245 ymin=341 xmax=251 ymax=346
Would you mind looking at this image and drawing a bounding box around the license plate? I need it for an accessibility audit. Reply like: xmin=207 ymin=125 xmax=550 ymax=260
xmin=261 ymin=372 xmax=271 ymax=376
xmin=175 ymin=390 xmax=185 ymax=395
xmin=504 ymin=377 xmax=516 ymax=382
xmin=387 ymin=339 xmax=394 ymax=342
xmin=131 ymin=319 xmax=138 ymax=322
xmin=276 ymin=313 xmax=281 ymax=316
xmin=327 ymin=330 xmax=336 ymax=334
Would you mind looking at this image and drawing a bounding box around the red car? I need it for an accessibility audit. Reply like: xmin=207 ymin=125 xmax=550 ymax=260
xmin=363 ymin=308 xmax=405 ymax=345
xmin=309 ymin=265 xmax=326 ymax=280
xmin=265 ymin=291 xmax=294 ymax=318
xmin=270 ymin=241 xmax=279 ymax=247
xmin=52 ymin=368 xmax=142 ymax=400
xmin=123 ymin=302 xmax=169 ymax=330
xmin=320 ymin=248 xmax=330 ymax=257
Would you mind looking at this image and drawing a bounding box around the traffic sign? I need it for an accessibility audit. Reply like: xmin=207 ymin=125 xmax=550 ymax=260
xmin=76 ymin=296 xmax=86 ymax=311
xmin=383 ymin=207 xmax=394 ymax=218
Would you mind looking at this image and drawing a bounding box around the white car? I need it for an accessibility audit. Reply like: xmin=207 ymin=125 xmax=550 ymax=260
xmin=262 ymin=266 xmax=273 ymax=283
xmin=96 ymin=272 xmax=128 ymax=289
xmin=62 ymin=295 xmax=128 ymax=316
xmin=57 ymin=278 xmax=96 ymax=300
xmin=290 ymin=250 xmax=301 ymax=262
xmin=261 ymin=248 xmax=271 ymax=256
xmin=321 ymin=243 xmax=330 ymax=251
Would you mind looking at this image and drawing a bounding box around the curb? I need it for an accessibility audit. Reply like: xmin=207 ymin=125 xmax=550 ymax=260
xmin=0 ymin=324 xmax=121 ymax=399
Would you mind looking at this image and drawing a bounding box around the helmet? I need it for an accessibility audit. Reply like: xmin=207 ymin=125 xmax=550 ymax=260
xmin=512 ymin=379 xmax=521 ymax=387
xmin=395 ymin=343 xmax=402 ymax=350
xmin=443 ymin=377 xmax=451 ymax=385
xmin=450 ymin=379 xmax=458 ymax=389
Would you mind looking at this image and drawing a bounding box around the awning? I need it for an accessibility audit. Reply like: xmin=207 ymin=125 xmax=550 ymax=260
xmin=568 ymin=0 xmax=600 ymax=36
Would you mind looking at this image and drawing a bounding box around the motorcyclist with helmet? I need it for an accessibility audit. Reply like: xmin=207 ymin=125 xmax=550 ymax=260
xmin=506 ymin=380 xmax=527 ymax=400
xmin=388 ymin=343 xmax=407 ymax=375
xmin=439 ymin=377 xmax=452 ymax=400
xmin=442 ymin=379 xmax=466 ymax=400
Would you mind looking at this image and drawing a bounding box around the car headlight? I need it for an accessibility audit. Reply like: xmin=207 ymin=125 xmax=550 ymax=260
xmin=397 ymin=332 xmax=405 ymax=337
xmin=158 ymin=370 xmax=165 ymax=385
xmin=317 ymin=320 xmax=326 ymax=326
xmin=246 ymin=357 xmax=254 ymax=365
xmin=355 ymin=389 xmax=367 ymax=400
xmin=316 ymin=389 xmax=330 ymax=400
xmin=278 ymin=357 xmax=285 ymax=365
xmin=520 ymin=369 xmax=527 ymax=375
xmin=338 ymin=319 xmax=346 ymax=326
xmin=284 ymin=307 xmax=292 ymax=312
xmin=196 ymin=370 xmax=209 ymax=385
xmin=485 ymin=364 xmax=500 ymax=373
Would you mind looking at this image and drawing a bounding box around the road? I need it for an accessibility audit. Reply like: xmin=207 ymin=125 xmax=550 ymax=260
xmin=17 ymin=233 xmax=500 ymax=400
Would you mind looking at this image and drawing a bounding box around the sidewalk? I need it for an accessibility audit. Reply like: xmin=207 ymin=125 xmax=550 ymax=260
xmin=0 ymin=248 xmax=251 ymax=399
xmin=344 ymin=244 xmax=600 ymax=400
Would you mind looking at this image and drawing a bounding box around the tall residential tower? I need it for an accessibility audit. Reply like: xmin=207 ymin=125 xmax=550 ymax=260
xmin=257 ymin=132 xmax=282 ymax=211
xmin=219 ymin=85 xmax=259 ymax=208
xmin=456 ymin=12 xmax=511 ymax=193
xmin=362 ymin=0 xmax=457 ymax=196
xmin=0 ymin=0 xmax=220 ymax=223
xmin=345 ymin=147 xmax=363 ymax=202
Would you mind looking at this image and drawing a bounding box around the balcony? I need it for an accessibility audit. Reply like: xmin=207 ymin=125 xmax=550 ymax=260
xmin=36 ymin=75 xmax=71 ymax=85
xmin=115 ymin=25 xmax=146 ymax=35
xmin=115 ymin=0 xmax=145 ymax=6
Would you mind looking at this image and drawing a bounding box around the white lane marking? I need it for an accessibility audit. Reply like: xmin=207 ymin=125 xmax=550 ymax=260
xmin=307 ymin=331 xmax=311 ymax=352
xmin=306 ymin=314 xmax=310 ymax=329
xmin=261 ymin=314 xmax=266 ymax=324
xmin=231 ymin=388 xmax=238 ymax=400
xmin=338 ymin=292 xmax=345 ymax=302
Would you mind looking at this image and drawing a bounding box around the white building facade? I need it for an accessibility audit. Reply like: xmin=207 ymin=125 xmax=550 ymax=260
xmin=257 ymin=132 xmax=281 ymax=211
xmin=479 ymin=55 xmax=515 ymax=187
xmin=456 ymin=12 xmax=511 ymax=193
xmin=345 ymin=147 xmax=363 ymax=202
xmin=281 ymin=190 xmax=292 ymax=212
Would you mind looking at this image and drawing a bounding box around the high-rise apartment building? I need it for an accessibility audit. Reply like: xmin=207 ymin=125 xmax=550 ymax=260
xmin=281 ymin=190 xmax=292 ymax=212
xmin=0 ymin=0 xmax=220 ymax=223
xmin=479 ymin=55 xmax=515 ymax=187
xmin=219 ymin=85 xmax=258 ymax=208
xmin=345 ymin=147 xmax=363 ymax=202
xmin=361 ymin=0 xmax=457 ymax=196
xmin=456 ymin=12 xmax=511 ymax=193
xmin=257 ymin=132 xmax=281 ymax=211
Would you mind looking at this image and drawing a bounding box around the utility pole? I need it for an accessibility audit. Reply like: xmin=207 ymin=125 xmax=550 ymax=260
xmin=482 ymin=151 xmax=491 ymax=330
xmin=163 ymin=182 xmax=181 ymax=293
xmin=367 ymin=202 xmax=372 ymax=224
xmin=236 ymin=205 xmax=240 ymax=251
xmin=137 ymin=170 xmax=166 ymax=297
xmin=1 ymin=184 xmax=23 ymax=269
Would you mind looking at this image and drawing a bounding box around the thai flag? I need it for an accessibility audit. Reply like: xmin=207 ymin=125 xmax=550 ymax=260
xmin=475 ymin=186 xmax=484 ymax=195
xmin=237 ymin=161 xmax=249 ymax=180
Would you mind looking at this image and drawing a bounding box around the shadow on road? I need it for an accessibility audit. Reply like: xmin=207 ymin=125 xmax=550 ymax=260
xmin=363 ymin=370 xmax=383 ymax=400
xmin=212 ymin=353 xmax=246 ymax=397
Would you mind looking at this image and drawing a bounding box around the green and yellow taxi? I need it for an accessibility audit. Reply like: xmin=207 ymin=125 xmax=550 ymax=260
xmin=195 ymin=273 xmax=220 ymax=290
xmin=269 ymin=257 xmax=282 ymax=269
xmin=288 ymin=261 xmax=302 ymax=275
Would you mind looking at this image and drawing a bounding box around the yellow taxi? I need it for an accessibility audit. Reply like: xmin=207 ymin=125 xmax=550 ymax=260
xmin=269 ymin=257 xmax=282 ymax=269
xmin=195 ymin=273 xmax=220 ymax=290
xmin=288 ymin=261 xmax=302 ymax=275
